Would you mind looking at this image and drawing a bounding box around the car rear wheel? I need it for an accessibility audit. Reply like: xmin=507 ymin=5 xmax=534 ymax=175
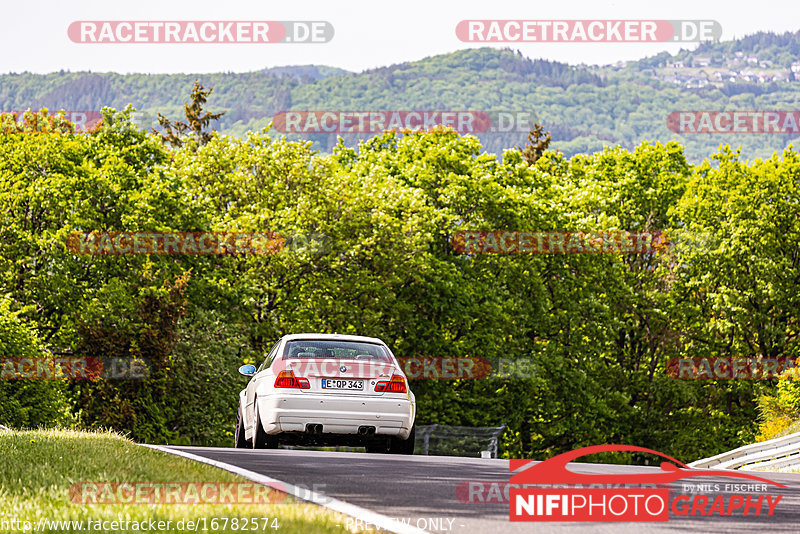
xmin=234 ymin=405 xmax=250 ymax=448
xmin=389 ymin=425 xmax=415 ymax=455
xmin=252 ymin=401 xmax=278 ymax=449
xmin=365 ymin=440 xmax=390 ymax=453
xmin=366 ymin=426 xmax=415 ymax=454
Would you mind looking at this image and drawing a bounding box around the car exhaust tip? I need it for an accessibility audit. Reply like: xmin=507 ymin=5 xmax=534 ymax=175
xmin=306 ymin=424 xmax=323 ymax=434
xmin=358 ymin=426 xmax=376 ymax=436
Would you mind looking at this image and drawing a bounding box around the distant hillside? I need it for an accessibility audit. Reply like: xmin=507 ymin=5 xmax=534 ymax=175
xmin=0 ymin=71 xmax=297 ymax=130
xmin=260 ymin=64 xmax=351 ymax=81
xmin=2 ymin=33 xmax=800 ymax=162
xmin=362 ymin=48 xmax=606 ymax=88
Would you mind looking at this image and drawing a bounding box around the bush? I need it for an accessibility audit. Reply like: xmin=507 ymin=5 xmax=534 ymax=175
xmin=756 ymin=368 xmax=800 ymax=441
xmin=0 ymin=298 xmax=73 ymax=429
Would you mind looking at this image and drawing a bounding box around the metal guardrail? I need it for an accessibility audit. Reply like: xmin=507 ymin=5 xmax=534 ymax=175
xmin=281 ymin=424 xmax=507 ymax=458
xmin=416 ymin=424 xmax=506 ymax=458
xmin=688 ymin=431 xmax=800 ymax=471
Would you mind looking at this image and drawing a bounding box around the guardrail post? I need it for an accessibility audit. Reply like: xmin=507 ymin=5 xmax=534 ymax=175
xmin=486 ymin=424 xmax=506 ymax=458
xmin=421 ymin=424 xmax=438 ymax=456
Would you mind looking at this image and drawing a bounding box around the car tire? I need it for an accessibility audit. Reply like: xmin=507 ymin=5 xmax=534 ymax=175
xmin=234 ymin=405 xmax=250 ymax=449
xmin=252 ymin=401 xmax=278 ymax=449
xmin=389 ymin=425 xmax=415 ymax=455
xmin=365 ymin=440 xmax=390 ymax=453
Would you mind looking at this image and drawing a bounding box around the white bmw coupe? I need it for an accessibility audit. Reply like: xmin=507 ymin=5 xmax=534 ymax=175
xmin=235 ymin=333 xmax=416 ymax=454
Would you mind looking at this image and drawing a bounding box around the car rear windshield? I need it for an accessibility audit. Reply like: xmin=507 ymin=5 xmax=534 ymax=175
xmin=283 ymin=340 xmax=392 ymax=363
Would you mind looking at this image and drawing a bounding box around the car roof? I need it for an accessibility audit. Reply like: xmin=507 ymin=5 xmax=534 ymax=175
xmin=281 ymin=333 xmax=388 ymax=345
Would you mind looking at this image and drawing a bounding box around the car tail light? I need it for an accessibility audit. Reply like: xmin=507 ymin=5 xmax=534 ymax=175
xmin=375 ymin=374 xmax=407 ymax=393
xmin=275 ymin=370 xmax=310 ymax=389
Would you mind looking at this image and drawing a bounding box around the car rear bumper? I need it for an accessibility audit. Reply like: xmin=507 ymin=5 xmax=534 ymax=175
xmin=257 ymin=393 xmax=415 ymax=439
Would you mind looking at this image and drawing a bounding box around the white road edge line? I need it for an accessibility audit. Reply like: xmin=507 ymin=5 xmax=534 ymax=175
xmin=143 ymin=445 xmax=429 ymax=534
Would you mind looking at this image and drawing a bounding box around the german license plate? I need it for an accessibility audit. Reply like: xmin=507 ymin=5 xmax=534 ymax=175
xmin=321 ymin=379 xmax=364 ymax=390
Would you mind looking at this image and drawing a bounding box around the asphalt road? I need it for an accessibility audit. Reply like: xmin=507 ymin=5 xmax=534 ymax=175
xmin=166 ymin=446 xmax=800 ymax=533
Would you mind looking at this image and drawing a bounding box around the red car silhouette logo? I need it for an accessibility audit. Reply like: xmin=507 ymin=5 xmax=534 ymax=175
xmin=510 ymin=444 xmax=786 ymax=488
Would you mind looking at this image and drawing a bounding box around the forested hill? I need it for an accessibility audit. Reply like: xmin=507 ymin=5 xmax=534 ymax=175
xmin=2 ymin=31 xmax=800 ymax=162
xmin=261 ymin=64 xmax=350 ymax=81
xmin=362 ymin=48 xmax=606 ymax=88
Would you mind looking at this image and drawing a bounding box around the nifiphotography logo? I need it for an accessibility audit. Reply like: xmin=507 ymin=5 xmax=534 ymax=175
xmin=509 ymin=445 xmax=785 ymax=522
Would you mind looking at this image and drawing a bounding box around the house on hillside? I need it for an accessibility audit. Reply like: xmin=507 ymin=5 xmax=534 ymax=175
xmin=694 ymin=56 xmax=711 ymax=67
xmin=686 ymin=78 xmax=709 ymax=88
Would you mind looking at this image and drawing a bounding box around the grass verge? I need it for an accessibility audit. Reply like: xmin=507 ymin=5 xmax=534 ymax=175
xmin=0 ymin=429 xmax=365 ymax=533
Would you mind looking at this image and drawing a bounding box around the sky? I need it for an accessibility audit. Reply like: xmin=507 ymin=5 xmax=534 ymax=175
xmin=1 ymin=0 xmax=797 ymax=75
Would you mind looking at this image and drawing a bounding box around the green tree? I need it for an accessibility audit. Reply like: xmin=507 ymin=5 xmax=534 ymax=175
xmin=154 ymin=81 xmax=226 ymax=149
xmin=518 ymin=123 xmax=552 ymax=166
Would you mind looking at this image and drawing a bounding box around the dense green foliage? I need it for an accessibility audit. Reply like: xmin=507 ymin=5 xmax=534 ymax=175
xmin=0 ymin=298 xmax=72 ymax=428
xmin=757 ymin=369 xmax=800 ymax=441
xmin=1 ymin=104 xmax=798 ymax=464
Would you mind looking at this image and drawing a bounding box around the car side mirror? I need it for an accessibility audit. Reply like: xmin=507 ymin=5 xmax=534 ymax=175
xmin=238 ymin=364 xmax=256 ymax=377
